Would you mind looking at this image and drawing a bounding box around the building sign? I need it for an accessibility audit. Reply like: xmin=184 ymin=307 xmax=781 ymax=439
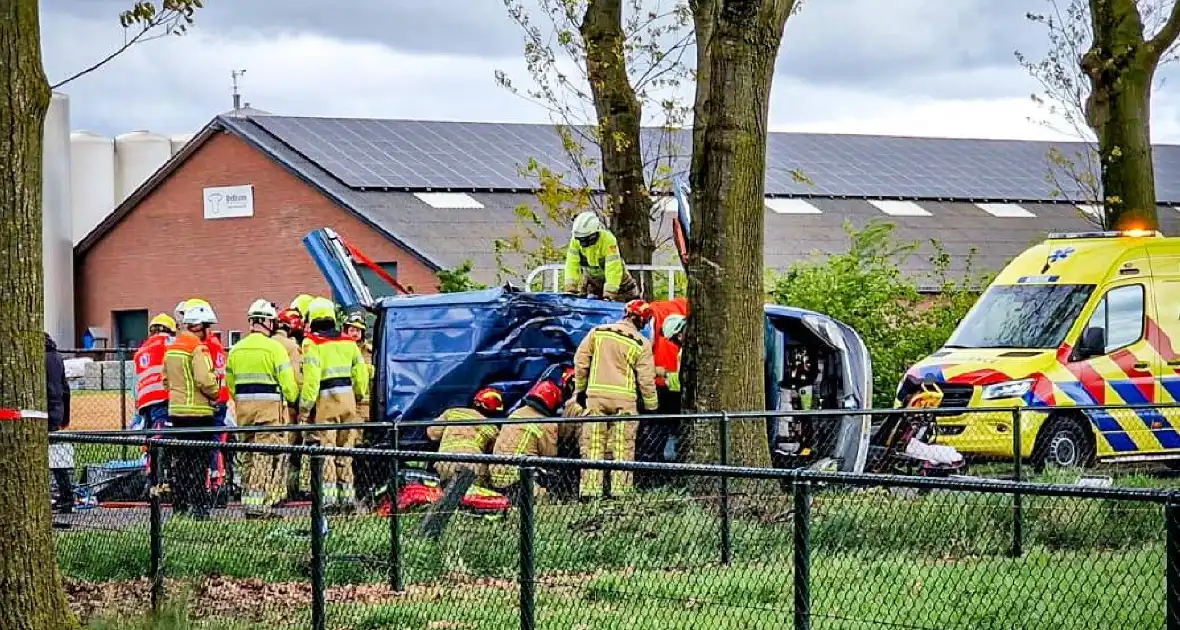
xmin=203 ymin=185 xmax=254 ymax=219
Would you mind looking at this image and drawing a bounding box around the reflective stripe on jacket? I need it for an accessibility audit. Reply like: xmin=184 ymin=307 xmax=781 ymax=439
xmin=163 ymin=332 xmax=219 ymax=417
xmin=574 ymin=320 xmax=659 ymax=410
xmin=226 ymin=332 xmax=300 ymax=405
xmin=134 ymin=333 xmax=170 ymax=410
xmin=428 ymin=407 xmax=498 ymax=454
xmin=563 ymin=229 xmax=631 ymax=294
xmin=299 ymin=331 xmax=369 ymax=415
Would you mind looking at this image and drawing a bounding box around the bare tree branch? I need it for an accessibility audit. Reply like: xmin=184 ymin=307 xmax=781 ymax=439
xmin=1148 ymin=0 xmax=1180 ymax=61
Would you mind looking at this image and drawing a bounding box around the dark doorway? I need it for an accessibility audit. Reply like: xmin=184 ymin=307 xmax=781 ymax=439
xmin=113 ymin=309 xmax=149 ymax=348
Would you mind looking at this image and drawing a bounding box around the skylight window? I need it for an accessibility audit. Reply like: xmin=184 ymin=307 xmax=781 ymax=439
xmin=765 ymin=198 xmax=821 ymax=214
xmin=413 ymin=192 xmax=484 ymax=209
xmin=868 ymin=200 xmax=932 ymax=217
xmin=975 ymin=203 xmax=1036 ymax=218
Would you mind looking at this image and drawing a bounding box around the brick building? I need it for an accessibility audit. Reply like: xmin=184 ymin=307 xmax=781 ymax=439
xmin=74 ymin=111 xmax=1180 ymax=347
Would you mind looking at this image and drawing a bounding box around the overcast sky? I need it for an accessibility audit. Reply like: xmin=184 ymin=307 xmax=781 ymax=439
xmin=40 ymin=0 xmax=1180 ymax=142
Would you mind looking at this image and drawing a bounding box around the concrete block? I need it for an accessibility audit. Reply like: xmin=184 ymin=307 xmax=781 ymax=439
xmin=101 ymin=361 xmax=131 ymax=390
xmin=82 ymin=362 xmax=103 ymax=390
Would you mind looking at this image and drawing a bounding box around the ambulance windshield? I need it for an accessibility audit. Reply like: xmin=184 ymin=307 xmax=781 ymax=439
xmin=946 ymin=284 xmax=1095 ymax=349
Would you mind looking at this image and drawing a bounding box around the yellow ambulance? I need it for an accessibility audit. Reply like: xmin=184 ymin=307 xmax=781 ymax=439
xmin=900 ymin=229 xmax=1180 ymax=468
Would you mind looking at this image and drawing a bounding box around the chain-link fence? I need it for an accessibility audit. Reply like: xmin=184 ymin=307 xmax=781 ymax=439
xmin=60 ymin=348 xmax=136 ymax=433
xmin=50 ymin=430 xmax=1177 ymax=630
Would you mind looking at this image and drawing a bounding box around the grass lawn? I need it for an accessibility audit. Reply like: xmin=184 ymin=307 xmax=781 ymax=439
xmin=62 ymin=484 xmax=1165 ymax=629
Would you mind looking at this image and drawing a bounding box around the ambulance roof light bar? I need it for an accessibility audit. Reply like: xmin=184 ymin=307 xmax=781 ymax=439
xmin=1048 ymin=229 xmax=1162 ymax=240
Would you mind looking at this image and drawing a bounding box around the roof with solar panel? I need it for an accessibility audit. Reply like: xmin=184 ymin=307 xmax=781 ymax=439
xmin=76 ymin=112 xmax=1180 ymax=290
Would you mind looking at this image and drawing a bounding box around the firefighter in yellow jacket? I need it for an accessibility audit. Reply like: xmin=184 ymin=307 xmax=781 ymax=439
xmin=563 ymin=211 xmax=639 ymax=301
xmin=162 ymin=300 xmax=222 ymax=518
xmin=574 ymin=299 xmax=659 ymax=497
xmin=427 ymin=387 xmax=505 ymax=486
xmin=488 ymin=369 xmax=578 ymax=492
xmin=226 ymin=300 xmax=300 ymax=517
xmin=299 ymin=297 xmax=370 ymax=509
xmin=275 ymin=307 xmax=307 ymax=500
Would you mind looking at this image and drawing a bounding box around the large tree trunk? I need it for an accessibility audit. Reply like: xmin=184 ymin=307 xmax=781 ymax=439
xmin=683 ymin=0 xmax=794 ymax=467
xmin=0 ymin=2 xmax=74 ymax=630
xmin=1082 ymin=0 xmax=1179 ymax=230
xmin=581 ymin=0 xmax=655 ymax=294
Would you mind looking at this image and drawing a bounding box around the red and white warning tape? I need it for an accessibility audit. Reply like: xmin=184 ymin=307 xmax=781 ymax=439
xmin=0 ymin=409 xmax=48 ymax=421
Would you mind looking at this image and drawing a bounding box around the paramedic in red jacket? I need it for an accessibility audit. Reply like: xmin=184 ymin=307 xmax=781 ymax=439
xmin=133 ymin=313 xmax=177 ymax=431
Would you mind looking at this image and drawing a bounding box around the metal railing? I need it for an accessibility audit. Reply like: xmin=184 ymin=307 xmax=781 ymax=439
xmin=524 ymin=263 xmax=686 ymax=298
xmin=49 ymin=431 xmax=1178 ymax=630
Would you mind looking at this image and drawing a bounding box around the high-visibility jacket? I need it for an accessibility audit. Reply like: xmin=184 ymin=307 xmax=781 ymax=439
xmin=226 ymin=332 xmax=300 ymax=406
xmin=574 ymin=319 xmax=659 ymax=410
xmin=163 ymin=332 xmax=219 ymax=417
xmin=563 ymin=229 xmax=630 ymax=294
xmin=206 ymin=334 xmax=230 ymax=404
xmin=299 ymin=331 xmax=369 ymax=417
xmin=273 ymin=330 xmax=303 ymax=389
xmin=666 ymin=346 xmax=682 ymax=393
xmin=650 ymin=298 xmax=689 ymax=387
xmin=427 ymin=407 xmax=498 ymax=454
xmin=133 ymin=333 xmax=170 ymax=410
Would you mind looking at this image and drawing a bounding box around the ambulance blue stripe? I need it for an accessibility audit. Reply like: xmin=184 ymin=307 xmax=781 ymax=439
xmin=1056 ymin=381 xmax=1137 ymax=452
xmin=1109 ymin=381 xmax=1180 ymax=450
xmin=913 ymin=365 xmax=946 ymax=382
xmin=1162 ymin=377 xmax=1180 ymax=403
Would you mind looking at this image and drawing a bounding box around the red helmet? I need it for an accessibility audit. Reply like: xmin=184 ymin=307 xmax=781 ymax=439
xmin=278 ymin=308 xmax=303 ymax=332
xmin=472 ymin=387 xmax=505 ymax=414
xmin=523 ymin=379 xmax=564 ymax=416
xmin=624 ymin=299 xmax=653 ymax=325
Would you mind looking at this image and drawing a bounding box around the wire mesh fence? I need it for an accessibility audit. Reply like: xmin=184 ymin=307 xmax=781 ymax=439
xmin=50 ymin=432 xmax=1178 ymax=630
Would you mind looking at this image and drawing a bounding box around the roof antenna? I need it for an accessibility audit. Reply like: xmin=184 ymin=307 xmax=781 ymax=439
xmin=231 ymin=69 xmax=247 ymax=110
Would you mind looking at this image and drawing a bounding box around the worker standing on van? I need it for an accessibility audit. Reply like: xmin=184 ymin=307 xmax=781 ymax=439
xmin=275 ymin=307 xmax=306 ymax=500
xmin=563 ymin=211 xmax=639 ymax=302
xmin=488 ymin=368 xmax=577 ymax=494
xmin=299 ymin=297 xmax=369 ymax=510
xmin=574 ymin=300 xmax=659 ymax=498
xmin=163 ymin=300 xmax=221 ymax=518
xmin=227 ymin=300 xmax=300 ymax=518
xmin=427 ymin=387 xmax=505 ymax=486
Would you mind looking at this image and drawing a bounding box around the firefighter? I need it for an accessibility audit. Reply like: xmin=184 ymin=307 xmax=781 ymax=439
xmin=275 ymin=308 xmax=307 ymax=501
xmin=298 ymin=297 xmax=369 ymax=510
xmin=563 ymin=211 xmax=639 ymax=302
xmin=488 ymin=368 xmax=578 ymax=494
xmin=226 ymin=300 xmax=300 ymax=518
xmin=163 ymin=300 xmax=221 ymax=518
xmin=657 ymin=314 xmax=686 ymax=394
xmin=133 ymin=314 xmax=176 ymax=432
xmin=426 ymin=387 xmax=505 ymax=486
xmin=574 ymin=299 xmax=659 ymax=498
xmin=182 ymin=299 xmax=232 ymax=504
xmin=342 ymin=312 xmax=374 ymax=421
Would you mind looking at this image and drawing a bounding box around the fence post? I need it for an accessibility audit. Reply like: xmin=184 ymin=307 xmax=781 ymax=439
xmin=793 ymin=478 xmax=811 ymax=630
xmin=1011 ymin=407 xmax=1024 ymax=558
xmin=1168 ymin=497 xmax=1180 ymax=630
xmin=719 ymin=412 xmax=732 ymax=566
xmin=310 ymin=456 xmax=327 ymax=630
xmin=148 ymin=445 xmax=164 ymax=615
xmin=119 ymin=349 xmax=129 ymax=459
xmin=388 ymin=448 xmax=403 ymax=592
xmin=519 ymin=467 xmax=537 ymax=630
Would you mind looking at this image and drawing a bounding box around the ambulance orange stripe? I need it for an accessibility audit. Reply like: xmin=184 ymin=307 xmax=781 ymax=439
xmin=1057 ymin=343 xmax=1107 ymax=404
xmin=1109 ymin=348 xmax=1155 ymax=401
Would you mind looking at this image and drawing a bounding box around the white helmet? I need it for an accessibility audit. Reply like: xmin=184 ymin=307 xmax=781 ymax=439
xmin=571 ymin=211 xmax=604 ymax=239
xmin=662 ymin=314 xmax=687 ymax=340
xmin=247 ymin=299 xmax=278 ymax=321
xmin=182 ymin=304 xmax=217 ymax=326
xmin=174 ymin=301 xmax=187 ymax=320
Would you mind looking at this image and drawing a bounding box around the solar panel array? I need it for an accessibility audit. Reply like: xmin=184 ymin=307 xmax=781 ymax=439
xmin=250 ymin=115 xmax=1180 ymax=203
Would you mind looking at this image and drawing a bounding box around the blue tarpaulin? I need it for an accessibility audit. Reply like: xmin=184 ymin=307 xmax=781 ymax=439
xmin=376 ymin=288 xmax=624 ymax=445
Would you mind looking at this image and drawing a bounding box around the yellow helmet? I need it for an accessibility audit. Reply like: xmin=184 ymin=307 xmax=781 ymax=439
xmin=343 ymin=312 xmax=367 ymax=332
xmin=149 ymin=313 xmax=176 ymax=333
xmin=306 ymin=297 xmax=337 ymax=323
xmin=183 ymin=298 xmax=211 ymax=311
xmin=290 ymin=294 xmax=314 ymax=317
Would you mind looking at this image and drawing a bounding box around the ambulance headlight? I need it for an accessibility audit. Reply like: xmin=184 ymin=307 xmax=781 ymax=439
xmin=981 ymin=379 xmax=1033 ymax=401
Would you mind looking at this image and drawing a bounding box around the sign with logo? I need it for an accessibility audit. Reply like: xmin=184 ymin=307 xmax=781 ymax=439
xmin=203 ymin=185 xmax=254 ymax=219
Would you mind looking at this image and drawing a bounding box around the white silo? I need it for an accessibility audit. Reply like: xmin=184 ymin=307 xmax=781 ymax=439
xmin=169 ymin=133 xmax=194 ymax=155
xmin=43 ymin=92 xmax=75 ymax=346
xmin=69 ymin=130 xmax=116 ymax=244
xmin=114 ymin=130 xmax=171 ymax=203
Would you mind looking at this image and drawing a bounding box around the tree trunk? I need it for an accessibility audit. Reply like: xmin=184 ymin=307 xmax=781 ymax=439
xmin=0 ymin=2 xmax=75 ymax=630
xmin=581 ymin=0 xmax=655 ymax=294
xmin=683 ymin=0 xmax=793 ymax=467
xmin=1083 ymin=0 xmax=1167 ymax=230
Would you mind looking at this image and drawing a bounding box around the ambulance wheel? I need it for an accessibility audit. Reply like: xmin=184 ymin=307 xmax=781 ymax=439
xmin=1032 ymin=416 xmax=1094 ymax=472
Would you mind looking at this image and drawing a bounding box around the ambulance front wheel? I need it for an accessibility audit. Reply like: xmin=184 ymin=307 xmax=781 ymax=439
xmin=1031 ymin=416 xmax=1095 ymax=472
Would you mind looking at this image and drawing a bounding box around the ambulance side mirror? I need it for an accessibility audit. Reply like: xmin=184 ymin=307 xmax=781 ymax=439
xmin=1076 ymin=327 xmax=1107 ymax=360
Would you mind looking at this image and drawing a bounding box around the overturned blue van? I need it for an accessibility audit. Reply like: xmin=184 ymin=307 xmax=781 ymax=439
xmin=305 ymin=228 xmax=873 ymax=473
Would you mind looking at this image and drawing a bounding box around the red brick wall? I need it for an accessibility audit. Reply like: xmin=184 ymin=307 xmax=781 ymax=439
xmin=75 ymin=131 xmax=439 ymax=345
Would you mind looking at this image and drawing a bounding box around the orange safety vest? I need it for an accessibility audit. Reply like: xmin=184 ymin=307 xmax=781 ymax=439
xmin=649 ymin=298 xmax=688 ymax=387
xmin=133 ymin=333 xmax=170 ymax=410
xmin=206 ymin=333 xmax=230 ymax=404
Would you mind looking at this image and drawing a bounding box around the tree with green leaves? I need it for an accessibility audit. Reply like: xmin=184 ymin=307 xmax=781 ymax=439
xmin=680 ymin=0 xmax=802 ymax=467
xmin=1018 ymin=0 xmax=1180 ymax=230
xmin=1 ymin=3 xmax=201 ymax=627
